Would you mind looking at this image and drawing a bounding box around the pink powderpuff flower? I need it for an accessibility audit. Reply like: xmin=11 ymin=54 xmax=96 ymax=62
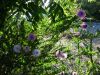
xmin=28 ymin=33 xmax=36 ymax=41
xmin=13 ymin=44 xmax=21 ymax=53
xmin=23 ymin=46 xmax=30 ymax=53
xmin=55 ymin=51 xmax=67 ymax=60
xmin=32 ymin=49 xmax=41 ymax=57
xmin=77 ymin=9 xmax=86 ymax=19
xmin=72 ymin=71 xmax=77 ymax=75
xmin=81 ymin=22 xmax=87 ymax=29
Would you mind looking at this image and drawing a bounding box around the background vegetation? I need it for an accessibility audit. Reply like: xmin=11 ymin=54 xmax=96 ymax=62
xmin=0 ymin=0 xmax=100 ymax=75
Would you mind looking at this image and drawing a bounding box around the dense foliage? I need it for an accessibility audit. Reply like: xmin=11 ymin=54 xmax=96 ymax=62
xmin=0 ymin=0 xmax=100 ymax=75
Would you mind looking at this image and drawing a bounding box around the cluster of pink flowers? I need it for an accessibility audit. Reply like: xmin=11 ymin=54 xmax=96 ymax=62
xmin=77 ymin=9 xmax=87 ymax=30
xmin=55 ymin=50 xmax=67 ymax=60
xmin=13 ymin=33 xmax=41 ymax=57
